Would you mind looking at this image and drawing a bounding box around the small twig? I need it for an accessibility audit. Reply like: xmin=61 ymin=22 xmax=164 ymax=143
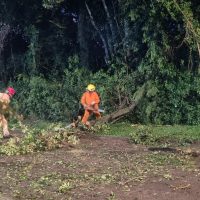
xmin=170 ymin=183 xmax=191 ymax=190
xmin=48 ymin=20 xmax=66 ymax=29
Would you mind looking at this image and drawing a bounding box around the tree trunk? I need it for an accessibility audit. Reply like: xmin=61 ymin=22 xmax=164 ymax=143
xmin=101 ymin=0 xmax=116 ymax=45
xmin=0 ymin=23 xmax=10 ymax=55
xmin=0 ymin=23 xmax=10 ymax=83
xmin=197 ymin=43 xmax=200 ymax=74
xmin=78 ymin=1 xmax=89 ymax=68
xmin=105 ymin=23 xmax=113 ymax=57
xmin=85 ymin=2 xmax=110 ymax=64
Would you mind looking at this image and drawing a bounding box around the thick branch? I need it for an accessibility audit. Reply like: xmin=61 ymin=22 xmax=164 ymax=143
xmin=94 ymin=83 xmax=146 ymax=124
xmin=96 ymin=102 xmax=136 ymax=124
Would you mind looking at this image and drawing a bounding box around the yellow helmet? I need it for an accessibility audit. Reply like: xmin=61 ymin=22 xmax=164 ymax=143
xmin=87 ymin=84 xmax=96 ymax=91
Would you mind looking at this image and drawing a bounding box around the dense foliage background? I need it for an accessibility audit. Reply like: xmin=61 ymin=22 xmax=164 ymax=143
xmin=0 ymin=0 xmax=199 ymax=124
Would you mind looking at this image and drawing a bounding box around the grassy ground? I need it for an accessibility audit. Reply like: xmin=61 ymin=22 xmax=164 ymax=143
xmin=0 ymin=121 xmax=200 ymax=199
xmin=97 ymin=122 xmax=200 ymax=146
xmin=1 ymin=120 xmax=199 ymax=156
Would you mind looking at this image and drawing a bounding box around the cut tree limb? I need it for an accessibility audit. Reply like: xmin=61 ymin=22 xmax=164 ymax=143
xmin=95 ymin=102 xmax=136 ymax=124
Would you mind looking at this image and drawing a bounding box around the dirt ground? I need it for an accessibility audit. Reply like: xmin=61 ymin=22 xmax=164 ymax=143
xmin=0 ymin=132 xmax=200 ymax=200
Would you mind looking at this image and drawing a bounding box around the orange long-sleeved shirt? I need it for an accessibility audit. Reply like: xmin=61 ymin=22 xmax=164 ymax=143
xmin=81 ymin=91 xmax=100 ymax=106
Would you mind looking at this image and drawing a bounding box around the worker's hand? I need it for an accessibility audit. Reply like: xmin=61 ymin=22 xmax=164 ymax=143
xmin=84 ymin=105 xmax=93 ymax=111
xmin=85 ymin=105 xmax=95 ymax=111
xmin=91 ymin=101 xmax=96 ymax=106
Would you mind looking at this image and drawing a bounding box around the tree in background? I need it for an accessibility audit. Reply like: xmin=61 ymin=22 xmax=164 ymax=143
xmin=0 ymin=0 xmax=199 ymax=124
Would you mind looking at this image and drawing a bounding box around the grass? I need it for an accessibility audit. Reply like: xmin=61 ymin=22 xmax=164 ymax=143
xmin=5 ymin=120 xmax=200 ymax=155
xmin=96 ymin=122 xmax=134 ymax=137
xmin=97 ymin=122 xmax=200 ymax=146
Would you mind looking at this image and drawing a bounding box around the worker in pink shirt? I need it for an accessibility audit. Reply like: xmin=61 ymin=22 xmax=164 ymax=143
xmin=0 ymin=87 xmax=16 ymax=138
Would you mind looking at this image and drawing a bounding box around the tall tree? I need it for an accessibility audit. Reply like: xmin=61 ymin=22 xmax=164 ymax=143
xmin=78 ymin=0 xmax=89 ymax=68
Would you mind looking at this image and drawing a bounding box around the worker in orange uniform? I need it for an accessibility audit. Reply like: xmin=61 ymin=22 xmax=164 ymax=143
xmin=81 ymin=84 xmax=101 ymax=127
xmin=0 ymin=87 xmax=16 ymax=138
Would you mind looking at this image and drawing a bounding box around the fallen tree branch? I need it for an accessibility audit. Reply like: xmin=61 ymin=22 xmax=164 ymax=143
xmin=95 ymin=102 xmax=136 ymax=124
xmin=93 ymin=83 xmax=146 ymax=125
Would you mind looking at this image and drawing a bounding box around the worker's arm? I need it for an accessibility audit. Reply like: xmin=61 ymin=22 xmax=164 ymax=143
xmin=88 ymin=92 xmax=100 ymax=112
xmin=81 ymin=92 xmax=87 ymax=108
xmin=91 ymin=92 xmax=100 ymax=105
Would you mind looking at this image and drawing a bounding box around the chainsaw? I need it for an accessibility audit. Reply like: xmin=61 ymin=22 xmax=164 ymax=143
xmin=84 ymin=106 xmax=105 ymax=113
xmin=66 ymin=107 xmax=105 ymax=129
